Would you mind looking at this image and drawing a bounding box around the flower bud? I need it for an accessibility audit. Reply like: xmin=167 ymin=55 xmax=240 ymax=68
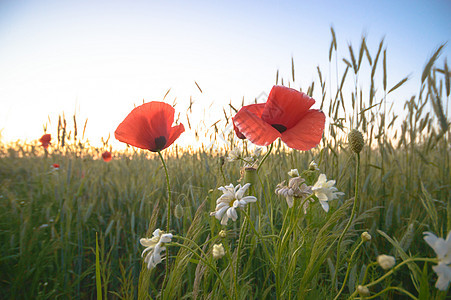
xmin=361 ymin=231 xmax=372 ymax=242
xmin=287 ymin=169 xmax=299 ymax=177
xmin=219 ymin=230 xmax=227 ymax=238
xmin=377 ymin=254 xmax=396 ymax=270
xmin=357 ymin=285 xmax=370 ymax=297
xmin=212 ymin=243 xmax=225 ymax=259
xmin=244 ymin=167 xmax=257 ymax=186
xmin=348 ymin=129 xmax=364 ymax=154
xmin=309 ymin=161 xmax=319 ymax=171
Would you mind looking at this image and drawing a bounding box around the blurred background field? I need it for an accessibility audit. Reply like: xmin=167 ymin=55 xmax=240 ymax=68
xmin=0 ymin=31 xmax=449 ymax=298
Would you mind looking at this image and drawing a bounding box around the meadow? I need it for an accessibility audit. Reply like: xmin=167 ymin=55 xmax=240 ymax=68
xmin=0 ymin=31 xmax=450 ymax=299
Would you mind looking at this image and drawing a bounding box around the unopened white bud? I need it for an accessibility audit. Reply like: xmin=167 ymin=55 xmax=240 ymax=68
xmin=377 ymin=255 xmax=396 ymax=270
xmin=361 ymin=231 xmax=372 ymax=242
xmin=212 ymin=244 xmax=225 ymax=259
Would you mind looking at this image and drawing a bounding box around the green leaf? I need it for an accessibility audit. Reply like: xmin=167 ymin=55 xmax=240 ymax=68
xmin=418 ymin=262 xmax=430 ymax=300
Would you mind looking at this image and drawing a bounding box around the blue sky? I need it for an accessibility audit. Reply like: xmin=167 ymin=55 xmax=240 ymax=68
xmin=0 ymin=0 xmax=449 ymax=148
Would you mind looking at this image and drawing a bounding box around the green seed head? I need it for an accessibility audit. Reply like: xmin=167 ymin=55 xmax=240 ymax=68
xmin=243 ymin=167 xmax=257 ymax=186
xmin=348 ymin=129 xmax=364 ymax=154
xmin=174 ymin=204 xmax=183 ymax=219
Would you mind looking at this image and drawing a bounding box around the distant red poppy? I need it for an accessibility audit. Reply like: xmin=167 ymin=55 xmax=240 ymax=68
xmin=39 ymin=134 xmax=51 ymax=149
xmin=115 ymin=101 xmax=185 ymax=152
xmin=232 ymin=85 xmax=325 ymax=151
xmin=52 ymin=163 xmax=60 ymax=169
xmin=102 ymin=151 xmax=112 ymax=162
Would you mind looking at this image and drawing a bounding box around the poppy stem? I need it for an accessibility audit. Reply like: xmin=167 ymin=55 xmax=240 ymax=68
xmin=257 ymin=143 xmax=273 ymax=173
xmin=157 ymin=151 xmax=172 ymax=233
xmin=158 ymin=150 xmax=172 ymax=295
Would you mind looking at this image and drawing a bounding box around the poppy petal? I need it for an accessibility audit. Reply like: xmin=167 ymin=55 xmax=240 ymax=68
xmin=232 ymin=103 xmax=266 ymax=139
xmin=233 ymin=122 xmax=246 ymax=139
xmin=261 ymin=86 xmax=316 ymax=130
xmin=233 ymin=104 xmax=280 ymax=146
xmin=164 ymin=123 xmax=185 ymax=151
xmin=281 ymin=109 xmax=325 ymax=151
xmin=115 ymin=102 xmax=178 ymax=151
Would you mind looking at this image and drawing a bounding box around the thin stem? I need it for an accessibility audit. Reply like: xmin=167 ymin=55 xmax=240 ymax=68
xmin=365 ymin=257 xmax=437 ymax=288
xmin=332 ymin=152 xmax=360 ymax=291
xmin=348 ymin=286 xmax=418 ymax=300
xmin=257 ymin=143 xmax=273 ymax=173
xmin=234 ymin=208 xmax=248 ymax=299
xmin=347 ymin=257 xmax=437 ymax=300
xmin=157 ymin=150 xmax=172 ymax=297
xmin=361 ymin=262 xmax=378 ymax=285
xmin=170 ymin=241 xmax=232 ymax=300
xmin=334 ymin=240 xmax=364 ymax=300
xmin=158 ymin=151 xmax=172 ymax=232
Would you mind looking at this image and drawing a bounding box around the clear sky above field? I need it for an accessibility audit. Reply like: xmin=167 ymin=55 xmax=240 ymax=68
xmin=0 ymin=0 xmax=449 ymax=148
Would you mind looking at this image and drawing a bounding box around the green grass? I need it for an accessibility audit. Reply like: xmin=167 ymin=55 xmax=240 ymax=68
xmin=0 ymin=30 xmax=450 ymax=299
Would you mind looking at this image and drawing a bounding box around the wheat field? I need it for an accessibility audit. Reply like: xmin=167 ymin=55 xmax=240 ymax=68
xmin=0 ymin=30 xmax=450 ymax=299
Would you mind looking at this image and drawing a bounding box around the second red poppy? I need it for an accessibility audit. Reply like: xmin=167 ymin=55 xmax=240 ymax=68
xmin=232 ymin=85 xmax=325 ymax=151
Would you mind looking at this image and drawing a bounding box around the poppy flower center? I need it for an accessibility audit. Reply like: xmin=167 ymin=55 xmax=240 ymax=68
xmin=154 ymin=136 xmax=167 ymax=151
xmin=271 ymin=124 xmax=287 ymax=133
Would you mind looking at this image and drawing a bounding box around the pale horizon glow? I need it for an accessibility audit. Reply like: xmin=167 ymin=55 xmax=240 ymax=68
xmin=0 ymin=0 xmax=450 ymax=150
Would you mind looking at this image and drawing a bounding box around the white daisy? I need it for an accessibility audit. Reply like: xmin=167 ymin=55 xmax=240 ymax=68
xmin=432 ymin=263 xmax=451 ymax=291
xmin=210 ymin=183 xmax=257 ymax=225
xmin=424 ymin=231 xmax=451 ymax=291
xmin=424 ymin=231 xmax=451 ymax=265
xmin=227 ymin=148 xmax=241 ymax=162
xmin=140 ymin=229 xmax=173 ymax=269
xmin=311 ymin=174 xmax=344 ymax=212
xmin=275 ymin=176 xmax=312 ymax=209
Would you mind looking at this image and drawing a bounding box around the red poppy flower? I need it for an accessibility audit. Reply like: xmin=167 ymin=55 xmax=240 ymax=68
xmin=232 ymin=85 xmax=325 ymax=151
xmin=233 ymin=104 xmax=265 ymax=139
xmin=115 ymin=101 xmax=185 ymax=152
xmin=52 ymin=163 xmax=60 ymax=169
xmin=39 ymin=134 xmax=51 ymax=149
xmin=102 ymin=151 xmax=112 ymax=162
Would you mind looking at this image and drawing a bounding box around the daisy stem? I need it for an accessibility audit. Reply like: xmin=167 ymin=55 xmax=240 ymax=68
xmin=333 ymin=239 xmax=364 ymax=300
xmin=275 ymin=195 xmax=313 ymax=297
xmin=235 ymin=206 xmax=249 ymax=298
xmin=363 ymin=257 xmax=437 ymax=289
xmin=348 ymin=286 xmax=419 ymax=300
xmin=361 ymin=262 xmax=378 ymax=285
xmin=170 ymin=241 xmax=232 ymax=300
xmin=332 ymin=152 xmax=360 ymax=291
xmin=241 ymin=209 xmax=275 ymax=269
xmin=348 ymin=257 xmax=438 ymax=300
